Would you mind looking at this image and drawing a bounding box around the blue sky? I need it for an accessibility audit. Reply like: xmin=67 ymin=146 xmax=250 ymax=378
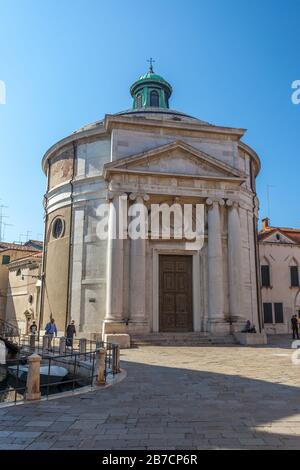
xmin=0 ymin=0 xmax=299 ymax=242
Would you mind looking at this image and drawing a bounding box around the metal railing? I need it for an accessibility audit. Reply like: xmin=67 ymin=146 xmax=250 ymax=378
xmin=0 ymin=319 xmax=20 ymax=339
xmin=14 ymin=335 xmax=101 ymax=358
xmin=0 ymin=342 xmax=120 ymax=405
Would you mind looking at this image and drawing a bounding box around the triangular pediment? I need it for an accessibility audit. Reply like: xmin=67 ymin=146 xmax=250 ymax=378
xmin=262 ymin=230 xmax=296 ymax=244
xmin=103 ymin=141 xmax=246 ymax=181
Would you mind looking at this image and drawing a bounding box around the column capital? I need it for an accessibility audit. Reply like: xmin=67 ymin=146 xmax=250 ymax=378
xmin=107 ymin=191 xmax=127 ymax=202
xmin=226 ymin=199 xmax=239 ymax=208
xmin=129 ymin=193 xmax=149 ymax=202
xmin=206 ymin=198 xmax=225 ymax=207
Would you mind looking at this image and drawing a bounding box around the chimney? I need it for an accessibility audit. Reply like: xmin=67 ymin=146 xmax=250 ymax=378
xmin=262 ymin=217 xmax=270 ymax=232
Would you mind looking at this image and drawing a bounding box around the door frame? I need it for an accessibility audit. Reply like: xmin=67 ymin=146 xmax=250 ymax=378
xmin=152 ymin=246 xmax=201 ymax=333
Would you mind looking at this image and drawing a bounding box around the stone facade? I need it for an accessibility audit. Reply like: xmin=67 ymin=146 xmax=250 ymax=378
xmin=40 ymin=70 xmax=262 ymax=343
xmin=0 ymin=242 xmax=42 ymax=323
xmin=259 ymin=218 xmax=300 ymax=335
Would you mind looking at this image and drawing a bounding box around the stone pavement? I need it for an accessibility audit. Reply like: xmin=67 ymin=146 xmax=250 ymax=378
xmin=1 ymin=335 xmax=300 ymax=450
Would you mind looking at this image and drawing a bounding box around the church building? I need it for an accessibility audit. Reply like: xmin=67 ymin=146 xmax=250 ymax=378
xmin=40 ymin=65 xmax=263 ymax=346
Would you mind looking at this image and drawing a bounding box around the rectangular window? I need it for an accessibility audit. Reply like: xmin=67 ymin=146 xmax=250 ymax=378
xmin=2 ymin=255 xmax=10 ymax=265
xmin=263 ymin=303 xmax=273 ymax=324
xmin=274 ymin=303 xmax=284 ymax=324
xmin=261 ymin=265 xmax=271 ymax=287
xmin=291 ymin=266 xmax=299 ymax=287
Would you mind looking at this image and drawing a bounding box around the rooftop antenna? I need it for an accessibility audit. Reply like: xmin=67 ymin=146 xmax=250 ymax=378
xmin=3 ymin=222 xmax=13 ymax=241
xmin=0 ymin=205 xmax=8 ymax=242
xmin=267 ymin=185 xmax=276 ymax=220
xmin=147 ymin=57 xmax=155 ymax=73
xmin=13 ymin=234 xmax=24 ymax=244
xmin=20 ymin=230 xmax=32 ymax=243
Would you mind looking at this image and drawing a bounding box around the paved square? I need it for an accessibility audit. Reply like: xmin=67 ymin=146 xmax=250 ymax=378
xmin=1 ymin=336 xmax=300 ymax=449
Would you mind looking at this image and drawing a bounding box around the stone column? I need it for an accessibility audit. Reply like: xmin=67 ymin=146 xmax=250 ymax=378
xmin=105 ymin=193 xmax=127 ymax=322
xmin=206 ymin=198 xmax=225 ymax=333
xmin=26 ymin=354 xmax=41 ymax=401
xmin=29 ymin=334 xmax=36 ymax=352
xmin=94 ymin=348 xmax=106 ymax=385
xmin=59 ymin=337 xmax=66 ymax=355
xmin=227 ymin=200 xmax=242 ymax=322
xmin=129 ymin=194 xmax=148 ymax=324
xmin=79 ymin=338 xmax=87 ymax=354
xmin=42 ymin=335 xmax=49 ymax=354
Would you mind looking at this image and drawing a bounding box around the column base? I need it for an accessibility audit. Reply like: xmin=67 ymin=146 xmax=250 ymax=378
xmin=207 ymin=319 xmax=231 ymax=336
xmin=102 ymin=320 xmax=130 ymax=349
xmin=25 ymin=392 xmax=41 ymax=401
xmin=102 ymin=320 xmax=151 ymax=347
xmin=102 ymin=320 xmax=128 ymax=334
xmin=128 ymin=321 xmax=150 ymax=335
xmin=234 ymin=332 xmax=268 ymax=345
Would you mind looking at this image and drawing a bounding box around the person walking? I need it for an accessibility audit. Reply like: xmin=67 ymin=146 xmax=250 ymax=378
xmin=66 ymin=320 xmax=76 ymax=348
xmin=29 ymin=321 xmax=37 ymax=335
xmin=291 ymin=314 xmax=299 ymax=340
xmin=45 ymin=318 xmax=57 ymax=349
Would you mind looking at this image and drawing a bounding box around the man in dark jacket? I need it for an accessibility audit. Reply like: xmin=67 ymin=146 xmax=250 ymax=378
xmin=29 ymin=321 xmax=37 ymax=335
xmin=291 ymin=315 xmax=299 ymax=339
xmin=66 ymin=320 xmax=76 ymax=347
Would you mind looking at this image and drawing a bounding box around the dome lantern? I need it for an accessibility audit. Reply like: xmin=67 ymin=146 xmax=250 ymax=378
xmin=130 ymin=59 xmax=172 ymax=110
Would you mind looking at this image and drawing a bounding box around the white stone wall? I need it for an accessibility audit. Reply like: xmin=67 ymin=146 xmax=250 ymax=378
xmin=44 ymin=114 xmax=260 ymax=339
xmin=111 ymin=128 xmax=242 ymax=168
xmin=77 ymin=138 xmax=111 ymax=178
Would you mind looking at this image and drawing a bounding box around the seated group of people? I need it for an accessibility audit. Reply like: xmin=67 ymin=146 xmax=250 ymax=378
xmin=241 ymin=320 xmax=257 ymax=334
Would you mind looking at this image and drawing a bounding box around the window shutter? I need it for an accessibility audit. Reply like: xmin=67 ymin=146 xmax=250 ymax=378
xmin=2 ymin=255 xmax=10 ymax=265
xmin=261 ymin=265 xmax=271 ymax=287
xmin=263 ymin=303 xmax=273 ymax=323
xmin=274 ymin=303 xmax=284 ymax=323
xmin=290 ymin=266 xmax=299 ymax=287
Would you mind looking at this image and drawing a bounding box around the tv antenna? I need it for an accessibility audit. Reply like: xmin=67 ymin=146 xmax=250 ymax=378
xmin=0 ymin=205 xmax=9 ymax=242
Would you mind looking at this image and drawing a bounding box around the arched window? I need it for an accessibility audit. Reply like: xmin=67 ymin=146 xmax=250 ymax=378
xmin=261 ymin=256 xmax=271 ymax=287
xmin=150 ymin=90 xmax=159 ymax=107
xmin=136 ymin=94 xmax=142 ymax=108
xmin=164 ymin=91 xmax=169 ymax=107
xmin=52 ymin=218 xmax=64 ymax=239
xmin=289 ymin=258 xmax=299 ymax=287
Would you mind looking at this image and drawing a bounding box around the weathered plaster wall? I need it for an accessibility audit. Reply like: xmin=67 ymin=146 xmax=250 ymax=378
xmin=43 ymin=206 xmax=71 ymax=332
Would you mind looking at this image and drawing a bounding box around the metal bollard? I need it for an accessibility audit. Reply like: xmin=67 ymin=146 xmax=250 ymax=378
xmin=26 ymin=354 xmax=41 ymax=400
xmin=94 ymin=348 xmax=106 ymax=385
xmin=116 ymin=345 xmax=121 ymax=373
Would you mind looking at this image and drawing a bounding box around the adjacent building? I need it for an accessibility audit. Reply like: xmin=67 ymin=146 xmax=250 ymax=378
xmin=5 ymin=253 xmax=42 ymax=334
xmin=0 ymin=241 xmax=42 ymax=323
xmin=259 ymin=218 xmax=300 ymax=335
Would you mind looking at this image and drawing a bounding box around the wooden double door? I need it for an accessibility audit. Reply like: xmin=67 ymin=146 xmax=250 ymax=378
xmin=159 ymin=255 xmax=193 ymax=332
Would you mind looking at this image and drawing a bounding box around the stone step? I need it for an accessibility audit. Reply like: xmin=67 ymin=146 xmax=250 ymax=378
xmin=130 ymin=333 xmax=236 ymax=347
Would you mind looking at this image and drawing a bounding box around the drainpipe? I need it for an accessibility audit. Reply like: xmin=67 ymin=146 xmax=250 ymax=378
xmin=38 ymin=160 xmax=50 ymax=339
xmin=65 ymin=142 xmax=76 ymax=334
xmin=253 ymin=209 xmax=263 ymax=333
xmin=250 ymin=162 xmax=263 ymax=333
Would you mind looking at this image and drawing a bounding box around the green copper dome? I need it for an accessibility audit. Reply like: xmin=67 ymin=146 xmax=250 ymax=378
xmin=130 ymin=64 xmax=172 ymax=110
